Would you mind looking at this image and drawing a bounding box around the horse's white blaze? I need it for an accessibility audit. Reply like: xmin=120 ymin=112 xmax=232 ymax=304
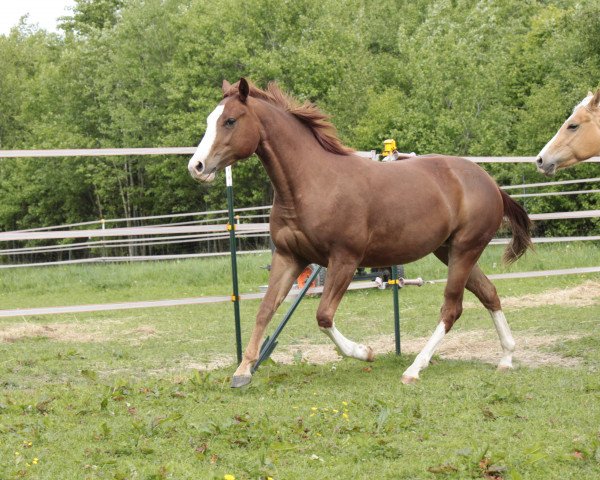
xmin=402 ymin=322 xmax=446 ymax=379
xmin=320 ymin=323 xmax=371 ymax=361
xmin=489 ymin=309 xmax=515 ymax=369
xmin=188 ymin=105 xmax=224 ymax=173
xmin=538 ymin=130 xmax=560 ymax=159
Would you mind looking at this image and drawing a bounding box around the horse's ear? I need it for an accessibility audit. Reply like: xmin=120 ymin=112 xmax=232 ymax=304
xmin=239 ymin=77 xmax=249 ymax=103
xmin=591 ymin=89 xmax=600 ymax=110
xmin=222 ymin=80 xmax=232 ymax=95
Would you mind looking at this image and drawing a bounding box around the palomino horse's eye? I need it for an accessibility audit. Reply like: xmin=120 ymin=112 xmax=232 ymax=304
xmin=567 ymin=123 xmax=579 ymax=131
xmin=225 ymin=118 xmax=237 ymax=127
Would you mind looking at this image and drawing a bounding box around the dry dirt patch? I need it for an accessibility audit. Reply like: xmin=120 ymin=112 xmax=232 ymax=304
xmin=464 ymin=280 xmax=600 ymax=310
xmin=0 ymin=321 xmax=157 ymax=344
xmin=272 ymin=330 xmax=582 ymax=368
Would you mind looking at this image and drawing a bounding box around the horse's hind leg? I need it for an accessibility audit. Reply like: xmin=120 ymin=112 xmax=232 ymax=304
xmin=317 ymin=256 xmax=374 ymax=362
xmin=434 ymin=247 xmax=516 ymax=371
xmin=401 ymin=246 xmax=480 ymax=384
xmin=465 ymin=265 xmax=516 ymax=371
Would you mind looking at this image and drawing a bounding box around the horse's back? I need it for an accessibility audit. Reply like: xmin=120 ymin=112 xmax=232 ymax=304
xmin=357 ymin=154 xmax=504 ymax=265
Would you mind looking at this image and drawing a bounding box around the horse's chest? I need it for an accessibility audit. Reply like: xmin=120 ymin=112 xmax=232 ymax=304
xmin=271 ymin=223 xmax=326 ymax=262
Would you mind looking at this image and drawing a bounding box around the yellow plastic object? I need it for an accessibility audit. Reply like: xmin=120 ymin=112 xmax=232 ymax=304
xmin=382 ymin=139 xmax=397 ymax=157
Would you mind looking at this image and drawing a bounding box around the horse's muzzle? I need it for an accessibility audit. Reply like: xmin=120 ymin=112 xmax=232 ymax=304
xmin=188 ymin=161 xmax=216 ymax=183
xmin=535 ymin=156 xmax=556 ymax=176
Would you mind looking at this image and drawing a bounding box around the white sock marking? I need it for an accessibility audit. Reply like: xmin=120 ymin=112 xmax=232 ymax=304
xmin=320 ymin=323 xmax=370 ymax=361
xmin=402 ymin=322 xmax=446 ymax=379
xmin=489 ymin=310 xmax=515 ymax=369
xmin=188 ymin=105 xmax=224 ymax=173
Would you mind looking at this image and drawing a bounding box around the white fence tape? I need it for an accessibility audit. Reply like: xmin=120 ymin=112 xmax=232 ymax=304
xmin=1 ymin=265 xmax=598 ymax=318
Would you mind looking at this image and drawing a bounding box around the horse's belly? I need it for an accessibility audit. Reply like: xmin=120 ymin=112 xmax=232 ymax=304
xmin=359 ymin=192 xmax=454 ymax=266
xmin=361 ymin=226 xmax=450 ymax=267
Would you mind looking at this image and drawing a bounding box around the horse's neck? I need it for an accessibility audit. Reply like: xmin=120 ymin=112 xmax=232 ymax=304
xmin=254 ymin=102 xmax=323 ymax=208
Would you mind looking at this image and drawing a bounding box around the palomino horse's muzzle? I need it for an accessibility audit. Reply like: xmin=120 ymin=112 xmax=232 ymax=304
xmin=535 ymin=156 xmax=557 ymax=176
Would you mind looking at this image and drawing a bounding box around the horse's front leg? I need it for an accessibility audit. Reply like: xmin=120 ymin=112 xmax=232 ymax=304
xmin=231 ymin=251 xmax=306 ymax=388
xmin=317 ymin=256 xmax=374 ymax=362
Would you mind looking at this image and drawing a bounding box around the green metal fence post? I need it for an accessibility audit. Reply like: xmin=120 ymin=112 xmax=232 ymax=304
xmin=391 ymin=265 xmax=401 ymax=355
xmin=226 ymin=166 xmax=243 ymax=364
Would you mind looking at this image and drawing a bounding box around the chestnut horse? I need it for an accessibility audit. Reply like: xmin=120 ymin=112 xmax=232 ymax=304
xmin=536 ymin=89 xmax=600 ymax=175
xmin=188 ymin=78 xmax=531 ymax=387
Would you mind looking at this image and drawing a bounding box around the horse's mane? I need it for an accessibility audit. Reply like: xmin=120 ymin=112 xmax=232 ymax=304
xmin=224 ymin=80 xmax=354 ymax=156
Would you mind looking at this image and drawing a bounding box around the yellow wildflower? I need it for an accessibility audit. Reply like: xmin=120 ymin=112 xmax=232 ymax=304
xmin=14 ymin=452 xmax=20 ymax=456
xmin=33 ymin=458 xmax=39 ymax=465
xmin=224 ymin=475 xmax=235 ymax=480
xmin=342 ymin=413 xmax=349 ymax=420
xmin=310 ymin=407 xmax=317 ymax=411
xmin=342 ymin=401 xmax=348 ymax=406
xmin=332 ymin=409 xmax=339 ymax=413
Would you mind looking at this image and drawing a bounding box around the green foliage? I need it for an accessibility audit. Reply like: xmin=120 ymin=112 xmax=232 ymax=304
xmin=0 ymin=0 xmax=599 ymax=235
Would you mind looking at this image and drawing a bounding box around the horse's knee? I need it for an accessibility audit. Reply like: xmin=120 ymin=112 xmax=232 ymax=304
xmin=316 ymin=310 xmax=333 ymax=329
xmin=441 ymin=302 xmax=463 ymax=333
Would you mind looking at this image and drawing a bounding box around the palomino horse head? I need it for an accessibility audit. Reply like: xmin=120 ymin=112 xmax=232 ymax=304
xmin=188 ymin=78 xmax=260 ymax=182
xmin=536 ymin=89 xmax=600 ymax=175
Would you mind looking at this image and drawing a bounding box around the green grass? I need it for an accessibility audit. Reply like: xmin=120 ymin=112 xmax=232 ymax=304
xmin=0 ymin=243 xmax=599 ymax=479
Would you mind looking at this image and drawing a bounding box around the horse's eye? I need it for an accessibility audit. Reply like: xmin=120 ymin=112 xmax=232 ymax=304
xmin=567 ymin=123 xmax=579 ymax=131
xmin=225 ymin=118 xmax=237 ymax=127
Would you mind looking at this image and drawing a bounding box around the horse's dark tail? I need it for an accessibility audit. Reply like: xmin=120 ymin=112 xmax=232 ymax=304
xmin=500 ymin=189 xmax=533 ymax=264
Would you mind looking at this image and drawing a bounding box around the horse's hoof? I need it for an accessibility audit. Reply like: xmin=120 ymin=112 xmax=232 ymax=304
xmin=231 ymin=375 xmax=252 ymax=388
xmin=401 ymin=375 xmax=418 ymax=385
xmin=366 ymin=346 xmax=375 ymax=362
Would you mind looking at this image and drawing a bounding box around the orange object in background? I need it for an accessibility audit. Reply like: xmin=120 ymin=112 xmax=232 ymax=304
xmin=297 ymin=266 xmax=316 ymax=289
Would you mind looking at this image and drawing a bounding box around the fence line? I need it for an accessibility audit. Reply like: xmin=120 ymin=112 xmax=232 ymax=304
xmin=0 ymin=223 xmax=270 ymax=242
xmin=1 ymin=235 xmax=597 ymax=269
xmin=14 ymin=205 xmax=272 ymax=232
xmin=528 ymin=210 xmax=600 ymax=221
xmin=0 ymin=233 xmax=272 ymax=256
xmin=2 ymin=147 xmax=600 ymax=163
xmin=500 ymin=177 xmax=600 ymax=190
xmin=1 ymin=150 xmax=598 ymax=267
xmin=1 ymin=265 xmax=599 ymax=317
xmin=2 ymin=210 xmax=599 ymax=243
xmin=0 ymin=249 xmax=271 ymax=270
xmin=0 ymin=147 xmax=378 ymax=160
xmin=511 ymin=189 xmax=600 ymax=199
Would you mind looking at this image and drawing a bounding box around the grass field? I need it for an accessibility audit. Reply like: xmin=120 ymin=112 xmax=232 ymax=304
xmin=0 ymin=243 xmax=599 ymax=479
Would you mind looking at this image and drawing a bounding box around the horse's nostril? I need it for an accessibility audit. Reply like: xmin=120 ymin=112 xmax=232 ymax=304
xmin=536 ymin=157 xmax=543 ymax=167
xmin=195 ymin=162 xmax=204 ymax=173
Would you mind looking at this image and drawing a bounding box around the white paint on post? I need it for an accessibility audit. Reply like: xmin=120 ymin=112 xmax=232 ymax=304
xmin=226 ymin=165 xmax=233 ymax=187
